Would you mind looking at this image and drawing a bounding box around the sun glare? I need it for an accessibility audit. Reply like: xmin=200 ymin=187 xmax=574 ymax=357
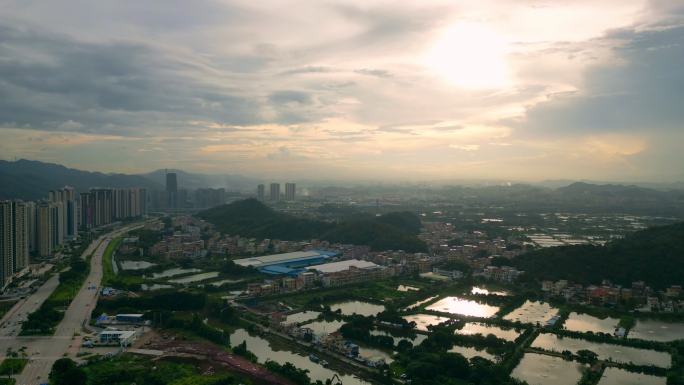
xmin=424 ymin=23 xmax=511 ymax=90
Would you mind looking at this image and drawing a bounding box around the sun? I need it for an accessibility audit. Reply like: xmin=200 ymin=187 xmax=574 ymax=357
xmin=424 ymin=22 xmax=511 ymax=90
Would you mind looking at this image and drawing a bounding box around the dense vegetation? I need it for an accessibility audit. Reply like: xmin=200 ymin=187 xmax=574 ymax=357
xmin=264 ymin=361 xmax=314 ymax=385
xmin=198 ymin=198 xmax=333 ymax=239
xmin=95 ymin=291 xmax=207 ymax=313
xmin=339 ymin=315 xmax=395 ymax=350
xmin=101 ymin=237 xmax=121 ymax=287
xmin=50 ymin=356 xmax=242 ymax=385
xmin=514 ymin=222 xmax=684 ymax=288
xmin=0 ymin=358 xmax=27 ymax=376
xmin=392 ymin=326 xmax=523 ymax=385
xmin=198 ymin=199 xmax=427 ymax=251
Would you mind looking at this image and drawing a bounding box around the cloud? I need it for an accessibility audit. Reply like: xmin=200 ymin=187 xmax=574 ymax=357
xmin=513 ymin=25 xmax=684 ymax=137
xmin=0 ymin=24 xmax=265 ymax=135
xmin=449 ymin=144 xmax=480 ymax=151
xmin=0 ymin=0 xmax=681 ymax=181
xmin=354 ymin=68 xmax=392 ymax=78
xmin=268 ymin=90 xmax=313 ymax=105
xmin=280 ymin=66 xmax=335 ymax=75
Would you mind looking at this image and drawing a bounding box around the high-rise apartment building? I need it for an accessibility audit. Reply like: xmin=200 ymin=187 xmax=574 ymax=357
xmin=36 ymin=202 xmax=54 ymax=258
xmin=0 ymin=202 xmax=11 ymax=284
xmin=92 ymin=188 xmax=113 ymax=227
xmin=80 ymin=192 xmax=95 ymax=230
xmin=257 ymin=184 xmax=265 ymax=201
xmin=166 ymin=172 xmax=178 ymax=209
xmin=49 ymin=186 xmax=78 ymax=241
xmin=285 ymin=183 xmax=296 ymax=201
xmin=269 ymin=183 xmax=280 ymax=201
xmin=25 ymin=201 xmax=37 ymax=254
xmin=80 ymin=188 xmax=147 ymax=229
xmin=0 ymin=201 xmax=30 ymax=286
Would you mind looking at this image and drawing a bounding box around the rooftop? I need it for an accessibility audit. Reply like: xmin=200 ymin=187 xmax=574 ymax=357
xmin=99 ymin=330 xmax=136 ymax=338
xmin=234 ymin=250 xmax=335 ymax=268
xmin=308 ymin=259 xmax=379 ymax=274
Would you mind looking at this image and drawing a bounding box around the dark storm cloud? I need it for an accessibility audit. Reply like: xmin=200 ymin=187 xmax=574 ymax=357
xmin=514 ymin=25 xmax=684 ymax=137
xmin=0 ymin=23 xmax=263 ymax=134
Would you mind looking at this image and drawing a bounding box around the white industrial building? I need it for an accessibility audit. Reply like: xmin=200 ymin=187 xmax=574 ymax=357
xmin=97 ymin=328 xmax=137 ymax=346
xmin=307 ymin=259 xmax=380 ymax=274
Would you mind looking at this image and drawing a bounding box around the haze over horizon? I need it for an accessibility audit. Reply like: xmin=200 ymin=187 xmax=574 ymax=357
xmin=1 ymin=1 xmax=683 ymax=182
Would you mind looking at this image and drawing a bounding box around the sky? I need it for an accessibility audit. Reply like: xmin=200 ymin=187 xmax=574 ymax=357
xmin=1 ymin=0 xmax=683 ymax=182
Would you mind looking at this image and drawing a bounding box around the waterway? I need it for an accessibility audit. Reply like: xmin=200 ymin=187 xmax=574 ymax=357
xmin=511 ymin=352 xmax=584 ymax=385
xmin=330 ymin=301 xmax=385 ymax=317
xmin=531 ymin=333 xmax=671 ymax=368
xmin=425 ymin=297 xmax=499 ymax=318
xmin=563 ymin=312 xmax=619 ymax=334
xmin=229 ymin=328 xmax=372 ymax=385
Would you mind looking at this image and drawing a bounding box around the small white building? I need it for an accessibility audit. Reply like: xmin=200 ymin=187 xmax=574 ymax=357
xmin=97 ymin=328 xmax=137 ymax=346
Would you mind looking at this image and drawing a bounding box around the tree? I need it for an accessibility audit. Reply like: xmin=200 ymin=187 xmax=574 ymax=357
xmin=576 ymin=349 xmax=598 ymax=364
xmin=397 ymin=339 xmax=413 ymax=353
xmin=49 ymin=358 xmax=86 ymax=385
xmin=233 ymin=340 xmax=257 ymax=362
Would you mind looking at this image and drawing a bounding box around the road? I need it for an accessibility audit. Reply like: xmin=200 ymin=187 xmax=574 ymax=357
xmin=0 ymin=238 xmax=104 ymax=338
xmin=0 ymin=275 xmax=60 ymax=337
xmin=0 ymin=224 xmax=142 ymax=385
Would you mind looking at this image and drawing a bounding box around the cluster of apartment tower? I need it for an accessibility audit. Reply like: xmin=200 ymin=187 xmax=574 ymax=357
xmin=0 ymin=186 xmax=146 ymax=287
xmin=257 ymin=182 xmax=296 ymax=202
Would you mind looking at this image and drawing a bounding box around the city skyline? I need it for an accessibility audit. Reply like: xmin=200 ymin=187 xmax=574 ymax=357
xmin=0 ymin=1 xmax=682 ymax=182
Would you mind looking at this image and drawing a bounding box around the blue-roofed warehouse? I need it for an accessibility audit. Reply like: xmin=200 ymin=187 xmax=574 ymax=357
xmin=233 ymin=250 xmax=338 ymax=276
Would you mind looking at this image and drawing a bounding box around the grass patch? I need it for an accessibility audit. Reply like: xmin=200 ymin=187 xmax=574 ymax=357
xmin=102 ymin=237 xmax=148 ymax=290
xmin=101 ymin=237 xmax=121 ymax=287
xmin=82 ymin=351 xmax=245 ymax=385
xmin=0 ymin=358 xmax=28 ymax=375
xmin=269 ymin=279 xmax=444 ymax=310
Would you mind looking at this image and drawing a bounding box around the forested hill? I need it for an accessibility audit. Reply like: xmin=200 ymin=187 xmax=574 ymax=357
xmin=197 ymin=199 xmax=427 ymax=252
xmin=513 ymin=222 xmax=684 ymax=288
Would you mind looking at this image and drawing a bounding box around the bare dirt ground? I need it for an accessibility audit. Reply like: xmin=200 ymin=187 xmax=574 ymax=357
xmin=137 ymin=331 xmax=295 ymax=385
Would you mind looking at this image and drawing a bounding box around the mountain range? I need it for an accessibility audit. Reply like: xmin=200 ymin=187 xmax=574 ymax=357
xmin=0 ymin=159 xmax=162 ymax=200
xmin=0 ymin=159 xmax=258 ymax=200
xmin=1 ymin=159 xmax=683 ymax=216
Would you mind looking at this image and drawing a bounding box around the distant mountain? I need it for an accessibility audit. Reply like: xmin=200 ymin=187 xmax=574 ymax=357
xmin=0 ymin=159 xmax=162 ymax=200
xmin=0 ymin=159 xmax=261 ymax=200
xmin=513 ymin=222 xmax=684 ymax=289
xmin=557 ymin=181 xmax=667 ymax=198
xmin=552 ymin=182 xmax=684 ymax=214
xmin=198 ymin=199 xmax=427 ymax=252
xmin=537 ymin=179 xmax=684 ymax=191
xmin=438 ymin=182 xmax=684 ymax=216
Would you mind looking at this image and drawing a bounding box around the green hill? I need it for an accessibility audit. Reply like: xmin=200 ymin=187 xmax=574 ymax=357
xmin=197 ymin=198 xmax=331 ymax=240
xmin=513 ymin=222 xmax=684 ymax=288
xmin=322 ymin=219 xmax=427 ymax=252
xmin=197 ymin=199 xmax=427 ymax=252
